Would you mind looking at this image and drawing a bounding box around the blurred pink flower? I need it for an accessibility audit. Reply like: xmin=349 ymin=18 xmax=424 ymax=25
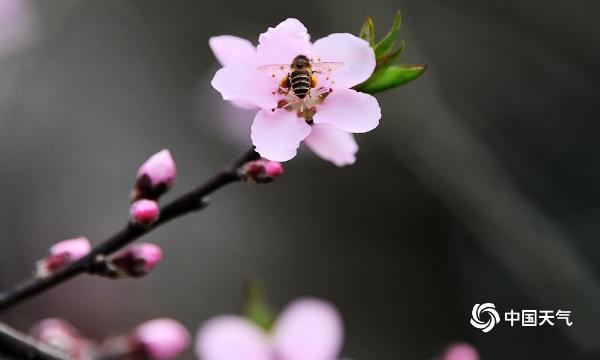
xmin=196 ymin=298 xmax=343 ymax=360
xmin=135 ymin=149 xmax=176 ymax=200
xmin=242 ymin=158 xmax=284 ymax=183
xmin=30 ymin=318 xmax=95 ymax=359
xmin=132 ymin=319 xmax=191 ymax=360
xmin=129 ymin=199 xmax=160 ymax=226
xmin=38 ymin=237 xmax=92 ymax=274
xmin=210 ymin=19 xmax=379 ymax=166
xmin=112 ymin=243 xmax=162 ymax=277
xmin=442 ymin=342 xmax=479 ymax=360
xmin=0 ymin=0 xmax=35 ymax=57
xmin=49 ymin=237 xmax=91 ymax=261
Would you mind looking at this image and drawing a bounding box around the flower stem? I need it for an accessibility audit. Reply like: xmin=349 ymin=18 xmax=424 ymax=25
xmin=0 ymin=147 xmax=260 ymax=313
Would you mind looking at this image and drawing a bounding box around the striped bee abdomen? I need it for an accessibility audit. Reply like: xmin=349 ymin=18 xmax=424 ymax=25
xmin=290 ymin=69 xmax=311 ymax=99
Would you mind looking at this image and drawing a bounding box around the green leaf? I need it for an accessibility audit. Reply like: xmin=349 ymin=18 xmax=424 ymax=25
xmin=355 ymin=64 xmax=427 ymax=94
xmin=243 ymin=280 xmax=276 ymax=331
xmin=359 ymin=16 xmax=375 ymax=46
xmin=376 ymin=39 xmax=405 ymax=68
xmin=374 ymin=11 xmax=401 ymax=59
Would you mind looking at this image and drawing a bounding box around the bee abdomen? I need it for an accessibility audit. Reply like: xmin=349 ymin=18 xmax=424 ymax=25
xmin=290 ymin=70 xmax=311 ymax=99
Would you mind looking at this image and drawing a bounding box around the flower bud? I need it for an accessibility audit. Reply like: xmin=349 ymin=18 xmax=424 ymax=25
xmin=112 ymin=243 xmax=162 ymax=277
xmin=30 ymin=318 xmax=94 ymax=359
xmin=241 ymin=158 xmax=284 ymax=184
xmin=130 ymin=199 xmax=160 ymax=227
xmin=131 ymin=319 xmax=190 ymax=360
xmin=264 ymin=161 xmax=284 ymax=177
xmin=135 ymin=150 xmax=176 ymax=200
xmin=442 ymin=343 xmax=479 ymax=360
xmin=36 ymin=237 xmax=92 ymax=275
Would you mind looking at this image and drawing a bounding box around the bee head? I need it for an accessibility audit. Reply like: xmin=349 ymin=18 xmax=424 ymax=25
xmin=292 ymin=55 xmax=310 ymax=69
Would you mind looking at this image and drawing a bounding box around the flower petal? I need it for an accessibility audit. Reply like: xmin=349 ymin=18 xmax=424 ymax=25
xmin=313 ymin=88 xmax=380 ymax=133
xmin=443 ymin=343 xmax=479 ymax=360
xmin=311 ymin=33 xmax=375 ymax=88
xmin=257 ymin=18 xmax=312 ymax=65
xmin=195 ymin=316 xmax=271 ymax=360
xmin=209 ymin=35 xmax=256 ymax=67
xmin=273 ymin=298 xmax=343 ymax=360
xmin=251 ymin=109 xmax=311 ymax=162
xmin=211 ymin=64 xmax=277 ymax=109
xmin=304 ymin=124 xmax=358 ymax=166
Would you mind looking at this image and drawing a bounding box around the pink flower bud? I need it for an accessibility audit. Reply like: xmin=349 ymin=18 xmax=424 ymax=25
xmin=30 ymin=318 xmax=94 ymax=359
xmin=112 ymin=243 xmax=162 ymax=277
xmin=443 ymin=343 xmax=479 ymax=360
xmin=37 ymin=237 xmax=92 ymax=275
xmin=130 ymin=199 xmax=160 ymax=226
xmin=242 ymin=158 xmax=284 ymax=183
xmin=135 ymin=150 xmax=176 ymax=200
xmin=132 ymin=319 xmax=190 ymax=360
xmin=264 ymin=161 xmax=284 ymax=177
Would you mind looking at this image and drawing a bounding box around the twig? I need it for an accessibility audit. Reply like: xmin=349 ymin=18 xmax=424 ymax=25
xmin=0 ymin=147 xmax=260 ymax=313
xmin=0 ymin=323 xmax=68 ymax=360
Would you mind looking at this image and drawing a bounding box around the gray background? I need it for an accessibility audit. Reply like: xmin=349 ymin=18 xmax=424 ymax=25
xmin=1 ymin=0 xmax=599 ymax=359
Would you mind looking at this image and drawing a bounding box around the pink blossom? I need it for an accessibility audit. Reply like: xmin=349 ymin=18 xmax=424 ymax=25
xmin=442 ymin=343 xmax=479 ymax=360
xmin=135 ymin=149 xmax=176 ymax=200
xmin=112 ymin=243 xmax=162 ymax=277
xmin=129 ymin=199 xmax=160 ymax=226
xmin=40 ymin=237 xmax=92 ymax=273
xmin=0 ymin=0 xmax=36 ymax=57
xmin=196 ymin=298 xmax=343 ymax=360
xmin=132 ymin=319 xmax=191 ymax=360
xmin=30 ymin=318 xmax=94 ymax=359
xmin=210 ymin=19 xmax=380 ymax=166
xmin=264 ymin=161 xmax=284 ymax=177
xmin=242 ymin=158 xmax=284 ymax=183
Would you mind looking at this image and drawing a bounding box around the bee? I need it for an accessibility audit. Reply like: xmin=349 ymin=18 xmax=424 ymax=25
xmin=258 ymin=55 xmax=345 ymax=100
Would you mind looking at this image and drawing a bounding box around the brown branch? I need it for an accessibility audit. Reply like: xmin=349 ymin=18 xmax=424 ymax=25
xmin=0 ymin=147 xmax=260 ymax=313
xmin=0 ymin=323 xmax=68 ymax=360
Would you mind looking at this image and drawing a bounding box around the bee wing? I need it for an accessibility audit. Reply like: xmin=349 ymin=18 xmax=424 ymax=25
xmin=257 ymin=64 xmax=291 ymax=76
xmin=312 ymin=62 xmax=346 ymax=74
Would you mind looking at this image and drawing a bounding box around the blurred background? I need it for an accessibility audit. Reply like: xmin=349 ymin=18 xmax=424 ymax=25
xmin=1 ymin=0 xmax=599 ymax=359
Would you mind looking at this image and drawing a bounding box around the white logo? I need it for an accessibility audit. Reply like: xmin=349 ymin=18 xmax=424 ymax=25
xmin=470 ymin=303 xmax=500 ymax=333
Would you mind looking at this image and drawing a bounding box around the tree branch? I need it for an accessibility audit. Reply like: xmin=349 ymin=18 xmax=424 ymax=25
xmin=0 ymin=147 xmax=260 ymax=313
xmin=0 ymin=323 xmax=68 ymax=360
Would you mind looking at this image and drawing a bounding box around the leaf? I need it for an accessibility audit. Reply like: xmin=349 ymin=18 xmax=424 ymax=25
xmin=359 ymin=16 xmax=375 ymax=46
xmin=374 ymin=11 xmax=401 ymax=59
xmin=246 ymin=304 xmax=276 ymax=332
xmin=355 ymin=64 xmax=427 ymax=94
xmin=243 ymin=280 xmax=276 ymax=331
xmin=376 ymin=39 xmax=405 ymax=68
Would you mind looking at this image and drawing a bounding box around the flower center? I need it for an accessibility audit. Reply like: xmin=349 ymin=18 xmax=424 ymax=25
xmin=273 ymin=86 xmax=332 ymax=123
xmin=268 ymin=55 xmax=337 ymax=123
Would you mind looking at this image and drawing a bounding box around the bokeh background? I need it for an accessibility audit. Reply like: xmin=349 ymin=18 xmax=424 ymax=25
xmin=1 ymin=0 xmax=599 ymax=359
